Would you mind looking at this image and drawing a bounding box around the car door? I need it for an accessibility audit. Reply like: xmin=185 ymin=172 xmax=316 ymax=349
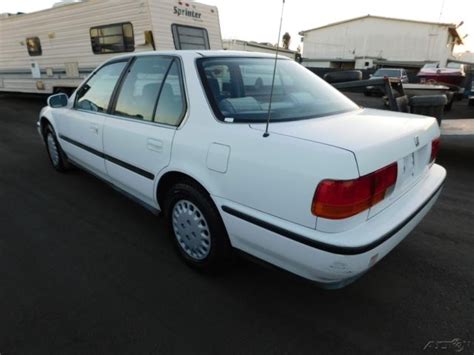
xmin=103 ymin=56 xmax=187 ymax=207
xmin=59 ymin=60 xmax=128 ymax=177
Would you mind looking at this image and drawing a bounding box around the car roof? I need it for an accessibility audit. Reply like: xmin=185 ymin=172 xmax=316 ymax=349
xmin=108 ymin=50 xmax=288 ymax=62
xmin=196 ymin=50 xmax=284 ymax=58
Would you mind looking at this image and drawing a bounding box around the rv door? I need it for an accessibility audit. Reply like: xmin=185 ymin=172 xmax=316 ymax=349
xmin=31 ymin=62 xmax=41 ymax=78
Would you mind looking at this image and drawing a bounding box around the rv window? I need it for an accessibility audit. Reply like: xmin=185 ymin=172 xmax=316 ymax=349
xmin=90 ymin=22 xmax=135 ymax=54
xmin=171 ymin=24 xmax=210 ymax=50
xmin=26 ymin=37 xmax=42 ymax=56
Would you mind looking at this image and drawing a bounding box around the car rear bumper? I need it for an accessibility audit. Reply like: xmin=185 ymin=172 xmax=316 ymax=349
xmin=216 ymin=164 xmax=446 ymax=288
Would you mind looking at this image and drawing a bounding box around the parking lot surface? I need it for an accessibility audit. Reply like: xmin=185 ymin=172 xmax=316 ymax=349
xmin=0 ymin=94 xmax=473 ymax=354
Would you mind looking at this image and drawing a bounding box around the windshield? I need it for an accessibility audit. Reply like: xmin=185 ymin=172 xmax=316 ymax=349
xmin=373 ymin=69 xmax=401 ymax=77
xmin=197 ymin=57 xmax=358 ymax=122
xmin=447 ymin=62 xmax=462 ymax=69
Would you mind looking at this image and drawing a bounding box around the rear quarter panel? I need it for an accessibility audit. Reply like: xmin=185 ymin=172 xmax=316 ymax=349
xmin=168 ymin=120 xmax=359 ymax=228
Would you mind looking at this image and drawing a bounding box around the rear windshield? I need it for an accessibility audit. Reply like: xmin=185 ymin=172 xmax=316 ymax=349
xmin=374 ymin=69 xmax=401 ymax=77
xmin=197 ymin=57 xmax=358 ymax=123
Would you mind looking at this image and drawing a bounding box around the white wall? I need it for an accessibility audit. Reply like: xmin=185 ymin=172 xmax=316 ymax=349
xmin=302 ymin=17 xmax=456 ymax=66
xmin=455 ymin=51 xmax=474 ymax=63
xmin=222 ymin=40 xmax=296 ymax=59
xmin=301 ymin=60 xmax=333 ymax=68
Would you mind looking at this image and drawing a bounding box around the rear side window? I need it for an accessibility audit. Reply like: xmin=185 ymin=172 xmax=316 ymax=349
xmin=90 ymin=22 xmax=134 ymax=54
xmin=171 ymin=24 xmax=210 ymax=49
xmin=113 ymin=56 xmax=173 ymax=121
xmin=154 ymin=60 xmax=186 ymax=126
xmin=26 ymin=37 xmax=42 ymax=56
xmin=112 ymin=56 xmax=186 ymax=126
xmin=75 ymin=61 xmax=127 ymax=112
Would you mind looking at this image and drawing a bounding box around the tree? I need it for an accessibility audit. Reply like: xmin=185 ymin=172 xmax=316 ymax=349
xmin=282 ymin=32 xmax=291 ymax=49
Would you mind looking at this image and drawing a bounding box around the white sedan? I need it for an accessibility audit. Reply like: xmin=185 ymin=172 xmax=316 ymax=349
xmin=38 ymin=51 xmax=446 ymax=288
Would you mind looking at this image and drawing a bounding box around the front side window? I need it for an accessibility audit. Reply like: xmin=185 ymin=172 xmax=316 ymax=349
xmin=90 ymin=22 xmax=134 ymax=54
xmin=197 ymin=57 xmax=358 ymax=122
xmin=171 ymin=24 xmax=209 ymax=50
xmin=26 ymin=37 xmax=42 ymax=56
xmin=75 ymin=61 xmax=127 ymax=112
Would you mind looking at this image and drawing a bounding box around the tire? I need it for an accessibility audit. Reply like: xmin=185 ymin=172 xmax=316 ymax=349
xmin=323 ymin=70 xmax=362 ymax=84
xmin=444 ymin=101 xmax=453 ymax=111
xmin=44 ymin=124 xmax=69 ymax=172
xmin=469 ymin=99 xmax=474 ymax=107
xmin=163 ymin=180 xmax=232 ymax=271
xmin=444 ymin=92 xmax=454 ymax=111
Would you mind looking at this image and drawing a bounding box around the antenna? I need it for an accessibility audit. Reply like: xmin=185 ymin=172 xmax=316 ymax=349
xmin=263 ymin=0 xmax=286 ymax=138
xmin=438 ymin=0 xmax=446 ymax=22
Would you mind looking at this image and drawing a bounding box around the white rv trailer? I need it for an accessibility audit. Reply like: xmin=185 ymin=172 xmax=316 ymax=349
xmin=0 ymin=0 xmax=222 ymax=94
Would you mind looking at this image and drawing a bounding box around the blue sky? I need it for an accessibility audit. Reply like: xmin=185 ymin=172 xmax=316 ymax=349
xmin=1 ymin=0 xmax=472 ymax=52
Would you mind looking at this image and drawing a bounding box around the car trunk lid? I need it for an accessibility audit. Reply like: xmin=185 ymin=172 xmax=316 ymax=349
xmin=250 ymin=108 xmax=440 ymax=216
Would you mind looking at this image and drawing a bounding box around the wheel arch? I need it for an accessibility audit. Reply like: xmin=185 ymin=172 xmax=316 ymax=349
xmin=39 ymin=106 xmax=58 ymax=139
xmin=156 ymin=170 xmax=213 ymax=211
xmin=40 ymin=116 xmax=53 ymax=140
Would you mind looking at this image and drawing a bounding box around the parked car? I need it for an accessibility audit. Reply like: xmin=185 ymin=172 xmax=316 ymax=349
xmin=38 ymin=51 xmax=446 ymax=288
xmin=418 ymin=62 xmax=466 ymax=88
xmin=365 ymin=68 xmax=409 ymax=95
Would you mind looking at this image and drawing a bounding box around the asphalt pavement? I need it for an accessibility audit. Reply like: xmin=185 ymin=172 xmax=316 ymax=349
xmin=0 ymin=93 xmax=473 ymax=354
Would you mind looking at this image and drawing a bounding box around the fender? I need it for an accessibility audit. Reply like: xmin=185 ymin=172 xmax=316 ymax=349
xmin=38 ymin=106 xmax=56 ymax=140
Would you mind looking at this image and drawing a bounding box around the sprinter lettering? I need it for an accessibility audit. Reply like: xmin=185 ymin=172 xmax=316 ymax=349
xmin=173 ymin=6 xmax=202 ymax=19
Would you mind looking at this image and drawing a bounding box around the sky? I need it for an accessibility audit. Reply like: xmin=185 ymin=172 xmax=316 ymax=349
xmin=1 ymin=0 xmax=472 ymax=53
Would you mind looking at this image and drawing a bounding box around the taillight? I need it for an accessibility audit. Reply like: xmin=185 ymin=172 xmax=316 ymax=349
xmin=430 ymin=137 xmax=441 ymax=163
xmin=312 ymin=163 xmax=398 ymax=220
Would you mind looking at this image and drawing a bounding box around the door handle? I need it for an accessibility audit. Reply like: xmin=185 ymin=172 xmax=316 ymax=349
xmin=146 ymin=138 xmax=163 ymax=152
xmin=89 ymin=124 xmax=99 ymax=134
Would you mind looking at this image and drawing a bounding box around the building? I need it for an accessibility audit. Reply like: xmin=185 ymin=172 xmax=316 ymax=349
xmin=299 ymin=15 xmax=465 ymax=69
xmin=222 ymin=39 xmax=297 ymax=60
xmin=455 ymin=51 xmax=474 ymax=63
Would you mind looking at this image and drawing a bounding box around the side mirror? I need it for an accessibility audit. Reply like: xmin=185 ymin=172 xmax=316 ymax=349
xmin=47 ymin=93 xmax=68 ymax=108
